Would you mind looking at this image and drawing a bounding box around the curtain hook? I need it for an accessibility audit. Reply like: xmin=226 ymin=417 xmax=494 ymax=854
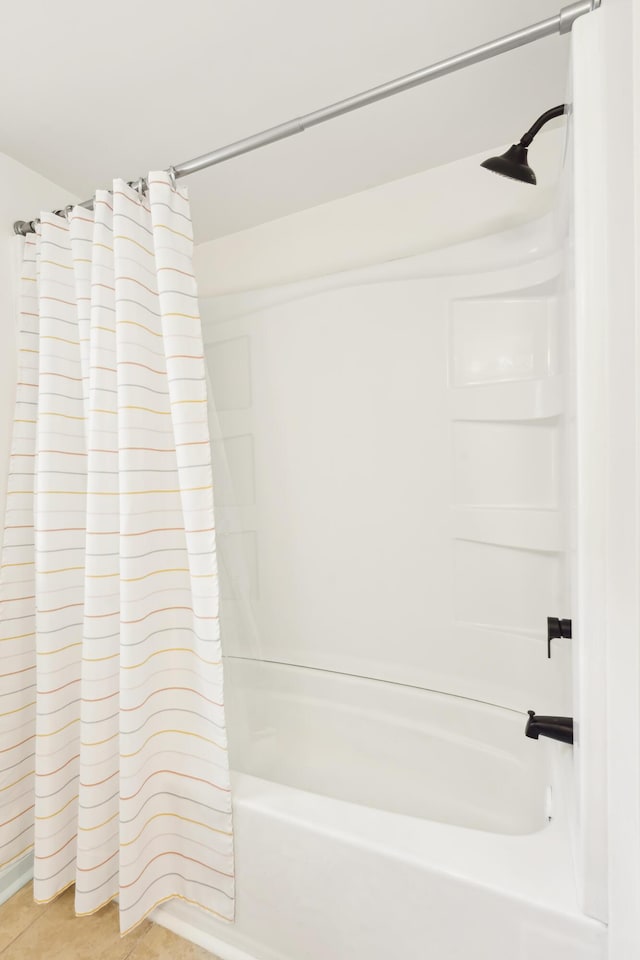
xmin=167 ymin=166 xmax=177 ymax=191
xmin=65 ymin=204 xmax=74 ymax=221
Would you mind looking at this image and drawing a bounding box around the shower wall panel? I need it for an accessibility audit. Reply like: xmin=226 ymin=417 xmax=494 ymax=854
xmin=202 ymin=220 xmax=569 ymax=715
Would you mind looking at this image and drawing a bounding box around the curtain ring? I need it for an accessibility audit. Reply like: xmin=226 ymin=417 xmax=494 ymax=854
xmin=64 ymin=204 xmax=74 ymax=221
xmin=167 ymin=166 xmax=177 ymax=191
xmin=127 ymin=177 xmax=146 ymax=200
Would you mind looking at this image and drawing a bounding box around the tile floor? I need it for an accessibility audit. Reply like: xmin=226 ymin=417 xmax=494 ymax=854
xmin=0 ymin=884 xmax=220 ymax=959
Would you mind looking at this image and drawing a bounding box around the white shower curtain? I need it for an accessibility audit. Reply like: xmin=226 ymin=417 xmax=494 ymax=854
xmin=0 ymin=173 xmax=234 ymax=933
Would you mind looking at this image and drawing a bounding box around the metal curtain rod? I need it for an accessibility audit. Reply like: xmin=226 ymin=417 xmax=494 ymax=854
xmin=13 ymin=0 xmax=600 ymax=236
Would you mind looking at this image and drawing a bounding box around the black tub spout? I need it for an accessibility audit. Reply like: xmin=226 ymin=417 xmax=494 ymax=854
xmin=525 ymin=710 xmax=574 ymax=745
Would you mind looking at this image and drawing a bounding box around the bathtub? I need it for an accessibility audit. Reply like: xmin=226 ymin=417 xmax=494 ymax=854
xmin=153 ymin=659 xmax=606 ymax=960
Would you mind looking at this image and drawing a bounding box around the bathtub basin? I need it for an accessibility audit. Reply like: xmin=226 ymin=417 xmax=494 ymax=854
xmin=225 ymin=658 xmax=549 ymax=835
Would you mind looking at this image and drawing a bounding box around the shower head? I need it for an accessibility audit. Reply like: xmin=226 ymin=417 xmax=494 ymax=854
xmin=481 ymin=104 xmax=566 ymax=185
xmin=480 ymin=143 xmax=536 ymax=184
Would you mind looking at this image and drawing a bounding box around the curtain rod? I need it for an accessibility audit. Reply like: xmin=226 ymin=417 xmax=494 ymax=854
xmin=13 ymin=0 xmax=600 ymax=237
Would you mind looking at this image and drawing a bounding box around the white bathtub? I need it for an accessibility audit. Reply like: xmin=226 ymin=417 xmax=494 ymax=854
xmin=153 ymin=659 xmax=606 ymax=960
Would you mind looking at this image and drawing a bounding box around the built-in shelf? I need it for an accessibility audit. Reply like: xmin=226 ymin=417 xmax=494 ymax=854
xmin=449 ymin=376 xmax=563 ymax=421
xmin=452 ymin=507 xmax=562 ymax=552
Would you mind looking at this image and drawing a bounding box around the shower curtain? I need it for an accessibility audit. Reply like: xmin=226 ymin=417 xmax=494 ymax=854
xmin=0 ymin=173 xmax=234 ymax=933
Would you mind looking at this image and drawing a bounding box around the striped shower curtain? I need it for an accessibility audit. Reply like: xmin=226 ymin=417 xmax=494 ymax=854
xmin=0 ymin=173 xmax=234 ymax=933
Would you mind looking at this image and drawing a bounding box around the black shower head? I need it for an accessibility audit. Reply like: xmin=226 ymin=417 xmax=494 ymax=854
xmin=480 ymin=143 xmax=536 ymax=185
xmin=481 ymin=104 xmax=566 ymax=186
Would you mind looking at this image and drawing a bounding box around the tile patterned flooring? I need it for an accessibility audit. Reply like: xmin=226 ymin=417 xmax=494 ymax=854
xmin=0 ymin=884 xmax=220 ymax=959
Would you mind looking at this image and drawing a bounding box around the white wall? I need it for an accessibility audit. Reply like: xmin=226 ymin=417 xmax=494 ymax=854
xmin=0 ymin=153 xmax=77 ymax=551
xmin=0 ymin=152 xmax=76 ymax=898
xmin=194 ymin=127 xmax=564 ymax=296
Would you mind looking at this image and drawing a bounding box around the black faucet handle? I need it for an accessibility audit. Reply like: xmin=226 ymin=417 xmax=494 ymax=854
xmin=547 ymin=616 xmax=572 ymax=659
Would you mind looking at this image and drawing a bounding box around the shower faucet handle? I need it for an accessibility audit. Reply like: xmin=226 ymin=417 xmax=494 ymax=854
xmin=547 ymin=616 xmax=572 ymax=659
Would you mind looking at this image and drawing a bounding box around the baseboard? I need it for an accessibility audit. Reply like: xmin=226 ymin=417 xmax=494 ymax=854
xmin=0 ymin=853 xmax=33 ymax=907
xmin=0 ymin=856 xmax=272 ymax=960
xmin=152 ymin=900 xmax=281 ymax=960
xmin=0 ymin=855 xmax=274 ymax=960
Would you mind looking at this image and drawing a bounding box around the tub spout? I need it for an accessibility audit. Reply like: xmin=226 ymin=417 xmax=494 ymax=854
xmin=525 ymin=710 xmax=573 ymax=745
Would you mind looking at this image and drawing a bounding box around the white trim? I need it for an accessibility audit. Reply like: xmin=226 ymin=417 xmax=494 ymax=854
xmin=0 ymin=853 xmax=33 ymax=908
xmin=604 ymin=0 xmax=640 ymax=955
xmin=572 ymin=9 xmax=609 ymax=923
xmin=152 ymin=901 xmax=280 ymax=960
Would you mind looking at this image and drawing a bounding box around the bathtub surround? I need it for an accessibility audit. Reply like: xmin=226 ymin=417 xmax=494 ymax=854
xmin=0 ymin=175 xmax=233 ymax=931
xmin=202 ymin=225 xmax=571 ymax=717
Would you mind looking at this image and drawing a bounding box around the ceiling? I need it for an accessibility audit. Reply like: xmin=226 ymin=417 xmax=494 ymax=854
xmin=0 ymin=0 xmax=570 ymax=242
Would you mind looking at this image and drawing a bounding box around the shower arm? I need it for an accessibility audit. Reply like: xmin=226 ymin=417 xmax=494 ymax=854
xmin=519 ymin=105 xmax=567 ymax=147
xmin=13 ymin=0 xmax=601 ymax=236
